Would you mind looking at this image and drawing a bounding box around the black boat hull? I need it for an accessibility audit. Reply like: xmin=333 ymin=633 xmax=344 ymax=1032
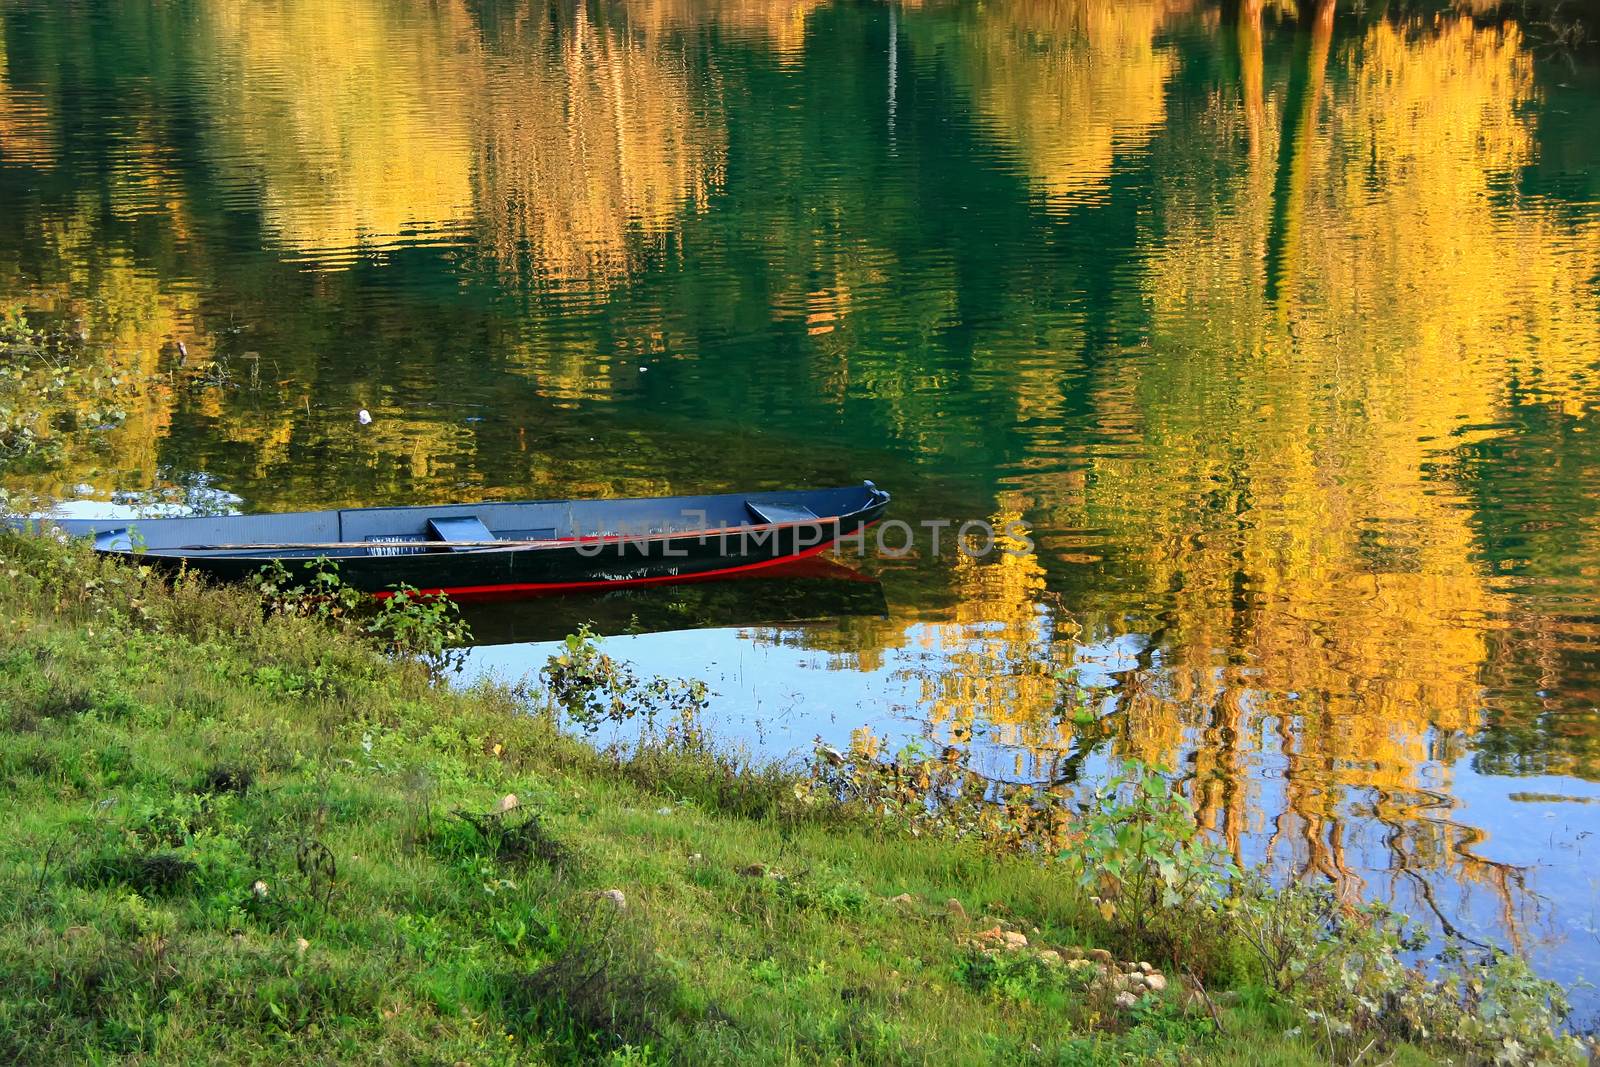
xmin=134 ymin=520 xmax=868 ymax=597
xmin=33 ymin=485 xmax=890 ymax=598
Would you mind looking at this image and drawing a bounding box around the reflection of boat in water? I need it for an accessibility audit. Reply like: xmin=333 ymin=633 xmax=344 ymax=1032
xmin=459 ymin=555 xmax=888 ymax=645
xmin=30 ymin=484 xmax=890 ymax=597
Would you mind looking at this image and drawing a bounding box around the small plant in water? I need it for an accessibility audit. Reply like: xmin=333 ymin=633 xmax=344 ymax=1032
xmin=541 ymin=624 xmax=710 ymax=736
xmin=1226 ymin=870 xmax=1584 ymax=1065
xmin=367 ymin=584 xmax=472 ymax=676
xmin=0 ymin=304 xmax=137 ymax=473
xmin=801 ymin=728 xmax=1071 ymax=851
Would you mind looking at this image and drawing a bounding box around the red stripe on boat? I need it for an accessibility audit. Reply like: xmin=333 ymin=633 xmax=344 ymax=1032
xmin=377 ymin=538 xmax=840 ymax=603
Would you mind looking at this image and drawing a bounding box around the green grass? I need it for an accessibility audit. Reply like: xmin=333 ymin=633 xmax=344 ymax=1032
xmin=0 ymin=531 xmax=1578 ymax=1064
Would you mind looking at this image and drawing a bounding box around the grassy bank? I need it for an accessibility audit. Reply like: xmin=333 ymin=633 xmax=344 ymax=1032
xmin=0 ymin=532 xmax=1586 ymax=1065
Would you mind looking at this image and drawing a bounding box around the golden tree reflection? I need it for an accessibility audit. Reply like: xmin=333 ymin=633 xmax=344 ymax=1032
xmin=0 ymin=212 xmax=196 ymax=498
xmin=909 ymin=0 xmax=1182 ymax=207
xmin=909 ymin=507 xmax=1071 ymax=759
xmin=1044 ymin=10 xmax=1598 ymax=905
xmin=761 ymin=6 xmax=1596 ymax=934
xmin=196 ymin=0 xmax=725 ymax=283
xmin=0 ymin=19 xmax=54 ymax=167
xmin=198 ymin=0 xmax=479 ymax=264
xmin=474 ymin=4 xmax=726 ymax=294
xmin=627 ymin=0 xmax=829 ymax=62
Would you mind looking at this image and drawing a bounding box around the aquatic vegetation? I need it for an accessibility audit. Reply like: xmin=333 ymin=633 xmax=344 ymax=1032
xmin=799 ymin=726 xmax=1078 ymax=853
xmin=0 ymin=305 xmax=136 ymax=482
xmin=542 ymin=623 xmax=711 ymax=735
xmin=1228 ymin=873 xmax=1581 ymax=1064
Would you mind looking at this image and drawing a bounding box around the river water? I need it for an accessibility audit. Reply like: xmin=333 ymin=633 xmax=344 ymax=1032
xmin=2 ymin=0 xmax=1598 ymax=1006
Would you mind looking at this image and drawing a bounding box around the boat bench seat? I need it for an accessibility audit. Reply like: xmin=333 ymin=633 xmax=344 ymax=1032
xmin=746 ymin=501 xmax=819 ymax=525
xmin=426 ymin=516 xmax=497 ymax=550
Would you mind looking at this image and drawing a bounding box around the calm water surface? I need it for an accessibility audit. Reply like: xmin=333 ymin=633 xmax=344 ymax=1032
xmin=3 ymin=0 xmax=1599 ymax=1004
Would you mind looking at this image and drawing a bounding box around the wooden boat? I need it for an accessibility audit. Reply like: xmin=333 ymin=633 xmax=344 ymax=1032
xmin=34 ymin=483 xmax=890 ymax=598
